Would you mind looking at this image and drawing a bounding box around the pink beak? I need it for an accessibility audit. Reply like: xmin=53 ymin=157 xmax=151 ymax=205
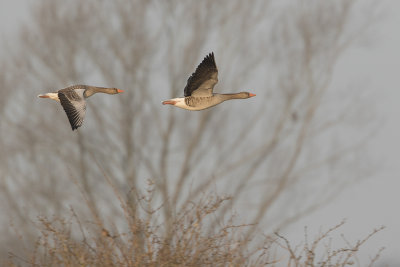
xmin=117 ymin=89 xmax=124 ymax=93
xmin=249 ymin=93 xmax=256 ymax=97
xmin=38 ymin=95 xmax=50 ymax=98
xmin=162 ymin=100 xmax=177 ymax=105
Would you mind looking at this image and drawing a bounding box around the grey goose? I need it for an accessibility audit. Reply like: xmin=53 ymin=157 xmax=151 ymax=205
xmin=162 ymin=52 xmax=255 ymax=110
xmin=38 ymin=85 xmax=124 ymax=130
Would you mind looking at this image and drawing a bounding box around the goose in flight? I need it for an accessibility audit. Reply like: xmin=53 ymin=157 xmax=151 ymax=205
xmin=162 ymin=52 xmax=255 ymax=110
xmin=38 ymin=85 xmax=124 ymax=130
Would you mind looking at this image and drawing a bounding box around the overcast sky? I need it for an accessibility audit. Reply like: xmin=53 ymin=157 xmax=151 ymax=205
xmin=0 ymin=0 xmax=399 ymax=265
xmin=285 ymin=1 xmax=400 ymax=264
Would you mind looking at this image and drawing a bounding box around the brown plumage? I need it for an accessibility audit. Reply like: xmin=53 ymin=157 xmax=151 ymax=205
xmin=162 ymin=52 xmax=255 ymax=110
xmin=38 ymin=85 xmax=124 ymax=130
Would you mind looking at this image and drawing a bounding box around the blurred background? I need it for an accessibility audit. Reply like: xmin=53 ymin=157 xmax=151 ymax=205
xmin=0 ymin=0 xmax=398 ymax=265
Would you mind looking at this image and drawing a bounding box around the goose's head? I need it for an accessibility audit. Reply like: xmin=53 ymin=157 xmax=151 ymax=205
xmin=241 ymin=92 xmax=256 ymax=98
xmin=114 ymin=88 xmax=124 ymax=94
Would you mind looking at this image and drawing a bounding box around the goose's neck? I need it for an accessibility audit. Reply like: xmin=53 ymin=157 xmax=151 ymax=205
xmin=218 ymin=92 xmax=248 ymax=101
xmin=83 ymin=86 xmax=116 ymax=98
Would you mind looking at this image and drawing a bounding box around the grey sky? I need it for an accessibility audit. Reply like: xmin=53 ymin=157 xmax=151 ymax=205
xmin=285 ymin=1 xmax=400 ymax=263
xmin=0 ymin=0 xmax=398 ymax=264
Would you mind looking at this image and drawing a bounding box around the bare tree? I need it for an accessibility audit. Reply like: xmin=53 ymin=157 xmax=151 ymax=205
xmin=0 ymin=0 xmax=377 ymax=261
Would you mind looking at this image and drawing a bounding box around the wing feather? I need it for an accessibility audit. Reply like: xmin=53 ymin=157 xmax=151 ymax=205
xmin=58 ymin=89 xmax=87 ymax=130
xmin=184 ymin=52 xmax=218 ymax=97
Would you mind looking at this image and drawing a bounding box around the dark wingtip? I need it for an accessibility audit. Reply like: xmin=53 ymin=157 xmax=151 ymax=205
xmin=202 ymin=52 xmax=216 ymax=67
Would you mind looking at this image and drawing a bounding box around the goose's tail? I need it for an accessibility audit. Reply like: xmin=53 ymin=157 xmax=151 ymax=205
xmin=37 ymin=92 xmax=60 ymax=101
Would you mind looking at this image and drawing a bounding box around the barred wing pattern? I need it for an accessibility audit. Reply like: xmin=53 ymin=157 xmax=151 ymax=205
xmin=58 ymin=89 xmax=87 ymax=130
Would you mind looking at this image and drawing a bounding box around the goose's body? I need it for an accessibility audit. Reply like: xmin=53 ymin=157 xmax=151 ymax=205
xmin=162 ymin=52 xmax=255 ymax=110
xmin=38 ymin=85 xmax=124 ymax=130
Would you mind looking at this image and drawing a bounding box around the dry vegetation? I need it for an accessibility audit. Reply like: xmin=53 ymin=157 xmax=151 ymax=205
xmin=8 ymin=175 xmax=384 ymax=266
xmin=0 ymin=0 xmax=384 ymax=266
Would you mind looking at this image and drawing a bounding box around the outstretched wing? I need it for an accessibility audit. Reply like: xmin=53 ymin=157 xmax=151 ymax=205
xmin=58 ymin=89 xmax=87 ymax=130
xmin=184 ymin=52 xmax=218 ymax=97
